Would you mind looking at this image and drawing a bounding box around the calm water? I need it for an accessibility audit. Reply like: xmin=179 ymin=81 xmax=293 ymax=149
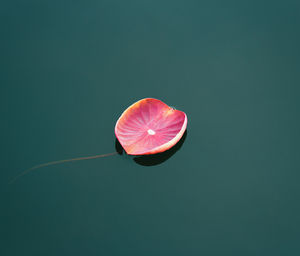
xmin=1 ymin=1 xmax=300 ymax=255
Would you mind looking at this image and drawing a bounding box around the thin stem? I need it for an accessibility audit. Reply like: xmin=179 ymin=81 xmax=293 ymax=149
xmin=9 ymin=152 xmax=118 ymax=184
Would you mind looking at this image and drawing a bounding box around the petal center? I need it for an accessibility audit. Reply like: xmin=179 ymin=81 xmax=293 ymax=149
xmin=147 ymin=129 xmax=156 ymax=135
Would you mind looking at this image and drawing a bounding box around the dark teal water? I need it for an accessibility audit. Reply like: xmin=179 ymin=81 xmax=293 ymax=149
xmin=1 ymin=1 xmax=300 ymax=255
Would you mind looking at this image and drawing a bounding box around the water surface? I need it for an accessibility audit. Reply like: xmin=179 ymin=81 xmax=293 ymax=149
xmin=1 ymin=1 xmax=300 ymax=255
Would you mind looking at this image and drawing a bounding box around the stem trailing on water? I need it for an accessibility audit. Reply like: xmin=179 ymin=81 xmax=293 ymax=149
xmin=9 ymin=152 xmax=118 ymax=184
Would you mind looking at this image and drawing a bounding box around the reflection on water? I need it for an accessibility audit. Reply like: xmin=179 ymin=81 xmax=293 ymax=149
xmin=115 ymin=131 xmax=187 ymax=166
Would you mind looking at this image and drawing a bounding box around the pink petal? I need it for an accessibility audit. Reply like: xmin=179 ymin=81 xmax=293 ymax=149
xmin=115 ymin=98 xmax=187 ymax=155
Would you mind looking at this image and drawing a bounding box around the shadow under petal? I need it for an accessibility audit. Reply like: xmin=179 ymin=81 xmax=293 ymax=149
xmin=115 ymin=131 xmax=188 ymax=166
xmin=115 ymin=138 xmax=124 ymax=155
